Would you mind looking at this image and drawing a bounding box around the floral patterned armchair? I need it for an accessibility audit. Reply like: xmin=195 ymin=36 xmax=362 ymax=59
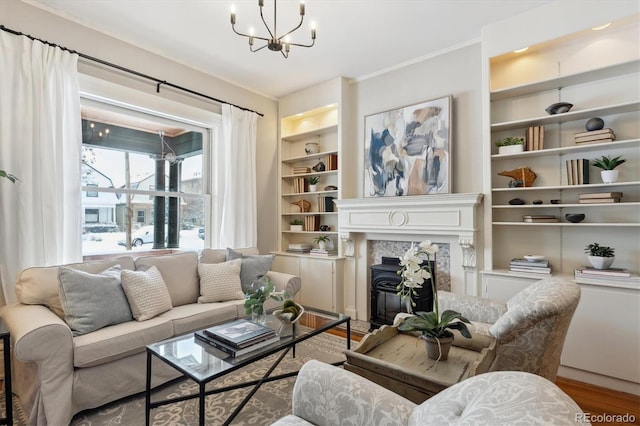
xmin=436 ymin=277 xmax=581 ymax=381
xmin=272 ymin=360 xmax=588 ymax=425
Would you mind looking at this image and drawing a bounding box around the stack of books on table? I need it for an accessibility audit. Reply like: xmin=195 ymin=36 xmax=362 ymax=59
xmin=287 ymin=243 xmax=312 ymax=254
xmin=522 ymin=215 xmax=558 ymax=223
xmin=310 ymin=248 xmax=338 ymax=257
xmin=195 ymin=319 xmax=279 ymax=357
xmin=574 ymin=128 xmax=615 ymax=144
xmin=579 ymin=192 xmax=622 ymax=204
xmin=574 ymin=267 xmax=640 ymax=285
xmin=510 ymin=258 xmax=551 ymax=274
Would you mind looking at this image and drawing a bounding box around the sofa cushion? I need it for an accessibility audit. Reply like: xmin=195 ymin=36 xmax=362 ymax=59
xmin=226 ymin=248 xmax=275 ymax=293
xmin=122 ymin=266 xmax=173 ymax=321
xmin=159 ymin=302 xmax=240 ymax=336
xmin=15 ymin=256 xmax=135 ymax=318
xmin=197 ymin=259 xmax=244 ymax=303
xmin=135 ymin=251 xmax=199 ymax=306
xmin=73 ymin=316 xmax=173 ymax=368
xmin=59 ymin=266 xmax=133 ymax=336
xmin=200 ymin=247 xmax=259 ymax=264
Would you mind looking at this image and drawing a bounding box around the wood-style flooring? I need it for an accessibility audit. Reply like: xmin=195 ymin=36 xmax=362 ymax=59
xmin=301 ymin=312 xmax=640 ymax=425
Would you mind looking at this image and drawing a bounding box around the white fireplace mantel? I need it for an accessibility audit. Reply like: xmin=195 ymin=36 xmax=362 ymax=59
xmin=334 ymin=193 xmax=484 ymax=320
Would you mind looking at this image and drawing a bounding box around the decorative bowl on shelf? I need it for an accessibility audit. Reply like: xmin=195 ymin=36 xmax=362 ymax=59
xmin=545 ymin=102 xmax=573 ymax=115
xmin=524 ymin=255 xmax=545 ymax=262
xmin=565 ymin=213 xmax=585 ymax=223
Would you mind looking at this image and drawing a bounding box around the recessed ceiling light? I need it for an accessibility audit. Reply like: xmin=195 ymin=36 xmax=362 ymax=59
xmin=592 ymin=23 xmax=611 ymax=31
xmin=513 ymin=47 xmax=529 ymax=53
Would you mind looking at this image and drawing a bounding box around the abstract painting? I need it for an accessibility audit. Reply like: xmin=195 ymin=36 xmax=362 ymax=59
xmin=364 ymin=96 xmax=452 ymax=197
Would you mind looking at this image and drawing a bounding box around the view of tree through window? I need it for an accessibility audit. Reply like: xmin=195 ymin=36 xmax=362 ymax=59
xmin=81 ymin=105 xmax=206 ymax=255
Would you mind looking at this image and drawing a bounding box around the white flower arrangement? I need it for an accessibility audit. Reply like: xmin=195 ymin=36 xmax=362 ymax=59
xmin=397 ymin=240 xmax=438 ymax=312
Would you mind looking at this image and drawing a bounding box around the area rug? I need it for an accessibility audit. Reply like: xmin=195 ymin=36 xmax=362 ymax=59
xmin=55 ymin=331 xmax=346 ymax=426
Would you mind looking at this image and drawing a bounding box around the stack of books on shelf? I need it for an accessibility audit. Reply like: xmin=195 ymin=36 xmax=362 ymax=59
xmin=525 ymin=125 xmax=544 ymax=151
xmin=565 ymin=159 xmax=590 ymax=185
xmin=293 ymin=177 xmax=306 ymax=193
xmin=510 ymin=258 xmax=551 ymax=274
xmin=287 ymin=243 xmax=312 ymax=253
xmin=579 ymin=192 xmax=622 ymax=204
xmin=574 ymin=128 xmax=616 ymax=144
xmin=310 ymin=248 xmax=338 ymax=257
xmin=326 ymin=154 xmax=338 ymax=171
xmin=304 ymin=215 xmax=320 ymax=231
xmin=317 ymin=196 xmax=335 ymax=212
xmin=522 ymin=215 xmax=558 ymax=223
xmin=194 ymin=319 xmax=279 ymax=357
xmin=574 ymin=267 xmax=639 ymax=285
xmin=293 ymin=167 xmax=311 ymax=174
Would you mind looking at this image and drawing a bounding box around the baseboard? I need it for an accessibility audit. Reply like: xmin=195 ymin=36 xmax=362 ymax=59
xmin=558 ymin=365 xmax=640 ymax=396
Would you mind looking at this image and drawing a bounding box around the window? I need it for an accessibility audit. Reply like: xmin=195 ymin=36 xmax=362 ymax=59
xmin=80 ymin=100 xmax=211 ymax=255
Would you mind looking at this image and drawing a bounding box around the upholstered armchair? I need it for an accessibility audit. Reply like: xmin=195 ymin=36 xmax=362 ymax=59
xmin=435 ymin=277 xmax=581 ymax=382
xmin=272 ymin=360 xmax=588 ymax=425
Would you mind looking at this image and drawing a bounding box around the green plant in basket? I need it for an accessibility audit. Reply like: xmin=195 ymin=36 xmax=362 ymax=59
xmin=290 ymin=219 xmax=303 ymax=225
xmin=494 ymin=137 xmax=524 ymax=147
xmin=592 ymin=155 xmax=626 ymax=171
xmin=584 ymin=242 xmax=614 ymax=257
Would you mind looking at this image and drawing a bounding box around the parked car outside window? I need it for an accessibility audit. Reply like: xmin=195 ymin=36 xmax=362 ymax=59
xmin=198 ymin=228 xmax=205 ymax=240
xmin=117 ymin=225 xmax=155 ymax=247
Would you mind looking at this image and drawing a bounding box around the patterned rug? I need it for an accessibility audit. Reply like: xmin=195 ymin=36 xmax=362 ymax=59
xmin=4 ymin=331 xmax=345 ymax=426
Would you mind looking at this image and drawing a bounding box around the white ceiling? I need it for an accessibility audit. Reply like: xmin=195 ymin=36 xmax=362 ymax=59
xmin=27 ymin=0 xmax=553 ymax=99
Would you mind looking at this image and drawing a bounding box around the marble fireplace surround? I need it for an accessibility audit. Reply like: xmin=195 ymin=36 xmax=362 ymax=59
xmin=334 ymin=193 xmax=483 ymax=321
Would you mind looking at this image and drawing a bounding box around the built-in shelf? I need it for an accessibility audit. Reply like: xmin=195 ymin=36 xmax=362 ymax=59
xmin=283 ymin=190 xmax=338 ymax=197
xmin=492 ymin=181 xmax=640 ymax=192
xmin=491 ymin=139 xmax=639 ymax=159
xmin=493 ymin=222 xmax=639 ymax=227
xmin=281 ymin=150 xmax=338 ymax=164
xmin=493 ymin=202 xmax=640 ymax=208
xmin=281 ymin=124 xmax=338 ymax=142
xmin=282 ymin=170 xmax=338 ymax=179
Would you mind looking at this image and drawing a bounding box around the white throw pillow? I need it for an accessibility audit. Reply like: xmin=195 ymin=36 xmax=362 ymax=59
xmin=197 ymin=259 xmax=244 ymax=303
xmin=121 ymin=266 xmax=172 ymax=321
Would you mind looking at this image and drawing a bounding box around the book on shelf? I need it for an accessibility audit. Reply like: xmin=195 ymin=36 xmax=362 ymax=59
xmin=522 ymin=215 xmax=558 ymax=223
xmin=574 ymin=270 xmax=640 ymax=285
xmin=293 ymin=177 xmax=306 ymax=193
xmin=575 ymin=136 xmax=615 ymax=144
xmin=317 ymin=196 xmax=335 ymax=213
xmin=575 ymin=267 xmax=632 ymax=277
xmin=326 ymin=153 xmax=338 ymax=171
xmin=579 ymin=192 xmax=623 ymax=199
xmin=510 ymin=266 xmax=551 ymax=274
xmin=525 ymin=125 xmax=544 ymax=151
xmin=510 ymin=258 xmax=549 ymax=267
xmin=304 ymin=215 xmax=320 ymax=231
xmin=292 ymin=167 xmax=311 ymax=174
xmin=565 ymin=159 xmax=589 ymax=185
xmin=310 ymin=248 xmax=338 ymax=257
xmin=574 ymin=128 xmax=615 ymax=138
xmin=194 ymin=330 xmax=280 ymax=357
xmin=202 ymin=319 xmax=276 ymax=349
xmin=579 ymin=197 xmax=621 ymax=204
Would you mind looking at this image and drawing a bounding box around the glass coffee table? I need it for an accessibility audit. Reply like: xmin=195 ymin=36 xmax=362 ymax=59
xmin=145 ymin=312 xmax=351 ymax=426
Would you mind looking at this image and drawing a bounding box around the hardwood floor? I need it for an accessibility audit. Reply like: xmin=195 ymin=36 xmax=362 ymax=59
xmin=302 ymin=313 xmax=640 ymax=424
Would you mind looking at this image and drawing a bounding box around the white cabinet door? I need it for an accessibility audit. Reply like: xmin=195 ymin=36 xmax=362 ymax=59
xmin=561 ymin=284 xmax=640 ymax=383
xmin=299 ymin=257 xmax=336 ymax=312
xmin=482 ymin=273 xmax=534 ymax=302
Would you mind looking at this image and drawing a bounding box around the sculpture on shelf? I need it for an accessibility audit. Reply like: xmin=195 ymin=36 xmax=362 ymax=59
xmin=291 ymin=199 xmax=311 ymax=212
xmin=498 ymin=167 xmax=537 ymax=187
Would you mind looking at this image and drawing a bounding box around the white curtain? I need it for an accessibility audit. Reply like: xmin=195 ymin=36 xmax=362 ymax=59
xmin=217 ymin=104 xmax=258 ymax=248
xmin=0 ymin=31 xmax=82 ymax=305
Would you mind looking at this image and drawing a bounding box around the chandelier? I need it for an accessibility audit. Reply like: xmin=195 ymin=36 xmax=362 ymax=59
xmin=230 ymin=0 xmax=316 ymax=58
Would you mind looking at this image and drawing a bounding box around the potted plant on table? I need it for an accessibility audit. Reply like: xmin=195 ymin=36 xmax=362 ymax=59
xmin=592 ymin=155 xmax=626 ymax=184
xmin=584 ymin=242 xmax=615 ymax=270
xmin=244 ymin=277 xmax=284 ymax=325
xmin=495 ymin=137 xmax=524 ymax=155
xmin=396 ymin=240 xmax=472 ymax=361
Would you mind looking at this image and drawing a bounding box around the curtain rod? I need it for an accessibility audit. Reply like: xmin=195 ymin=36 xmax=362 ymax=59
xmin=0 ymin=25 xmax=264 ymax=117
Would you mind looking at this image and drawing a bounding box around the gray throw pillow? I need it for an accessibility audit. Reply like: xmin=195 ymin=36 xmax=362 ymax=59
xmin=58 ymin=266 xmax=133 ymax=337
xmin=226 ymin=248 xmax=275 ymax=293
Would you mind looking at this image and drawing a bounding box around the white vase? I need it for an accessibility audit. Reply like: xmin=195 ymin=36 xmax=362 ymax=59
xmin=498 ymin=144 xmax=524 ymax=155
xmin=318 ymin=240 xmax=327 ymax=250
xmin=308 ymin=184 xmax=318 ymax=192
xmin=290 ymin=225 xmax=303 ymax=232
xmin=600 ymin=170 xmax=619 ymax=184
xmin=587 ymin=255 xmax=614 ymax=270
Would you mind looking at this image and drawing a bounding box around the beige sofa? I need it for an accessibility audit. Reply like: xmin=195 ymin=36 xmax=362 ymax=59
xmin=1 ymin=247 xmax=301 ymax=426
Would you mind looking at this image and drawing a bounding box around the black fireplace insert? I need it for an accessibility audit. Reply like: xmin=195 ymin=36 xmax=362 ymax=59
xmin=369 ymin=256 xmax=434 ymax=330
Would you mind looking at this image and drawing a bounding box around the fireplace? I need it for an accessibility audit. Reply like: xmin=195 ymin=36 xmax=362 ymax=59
xmin=370 ymin=256 xmax=434 ymax=329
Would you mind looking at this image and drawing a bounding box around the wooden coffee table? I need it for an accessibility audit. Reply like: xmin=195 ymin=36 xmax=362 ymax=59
xmin=344 ymin=325 xmax=496 ymax=403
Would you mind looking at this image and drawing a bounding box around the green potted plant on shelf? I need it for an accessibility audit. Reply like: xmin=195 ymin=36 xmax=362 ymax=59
xmin=306 ymin=176 xmax=320 ymax=192
xmin=396 ymin=240 xmax=472 ymax=361
xmin=313 ymin=234 xmax=331 ymax=250
xmin=592 ymin=155 xmax=626 ymax=184
xmin=290 ymin=219 xmax=304 ymax=231
xmin=495 ymin=137 xmax=524 ymax=155
xmin=584 ymin=242 xmax=615 ymax=270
